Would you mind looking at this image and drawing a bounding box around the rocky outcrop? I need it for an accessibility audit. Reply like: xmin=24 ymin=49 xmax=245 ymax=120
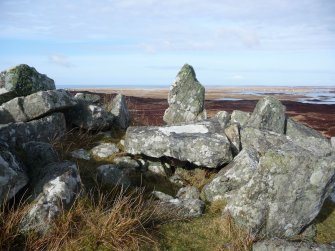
xmin=125 ymin=121 xmax=233 ymax=168
xmin=224 ymin=139 xmax=335 ymax=237
xmin=224 ymin=123 xmax=241 ymax=155
xmin=215 ymin=111 xmax=231 ymax=128
xmin=109 ymin=94 xmax=131 ymax=129
xmin=247 ymin=96 xmax=286 ymax=134
xmin=231 ymin=110 xmax=250 ymax=128
xmin=286 ymin=118 xmax=332 ymax=156
xmin=331 ymin=137 xmax=335 ymax=148
xmin=0 ymin=113 xmax=66 ymax=147
xmin=163 ymin=64 xmax=206 ymax=125
xmin=0 ymin=142 xmax=29 ymax=204
xmin=253 ymin=239 xmax=335 ymax=251
xmin=0 ymin=64 xmax=55 ymax=105
xmin=74 ymin=92 xmax=101 ymax=104
xmin=0 ymin=90 xmax=77 ymax=124
xmin=21 ymin=161 xmax=81 ymax=233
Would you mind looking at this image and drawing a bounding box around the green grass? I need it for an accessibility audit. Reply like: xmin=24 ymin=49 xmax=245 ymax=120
xmin=314 ymin=199 xmax=335 ymax=243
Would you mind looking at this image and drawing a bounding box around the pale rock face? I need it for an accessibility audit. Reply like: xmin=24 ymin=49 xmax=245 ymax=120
xmin=147 ymin=161 xmax=168 ymax=176
xmin=0 ymin=64 xmax=55 ymax=105
xmin=109 ymin=94 xmax=131 ymax=129
xmin=90 ymin=143 xmax=119 ymax=159
xmin=231 ymin=110 xmax=250 ymax=128
xmin=247 ymin=96 xmax=286 ymax=134
xmin=286 ymin=118 xmax=332 ymax=157
xmin=0 ymin=142 xmax=28 ymax=204
xmin=215 ymin=111 xmax=231 ymax=128
xmin=0 ymin=113 xmax=66 ymax=148
xmin=124 ymin=120 xmax=233 ymax=168
xmin=0 ymin=89 xmax=77 ymax=124
xmin=163 ymin=64 xmax=206 ymax=125
xmin=74 ymin=92 xmax=101 ymax=104
xmin=113 ymin=156 xmax=141 ymax=170
xmin=224 ymin=123 xmax=241 ymax=155
xmin=331 ymin=137 xmax=335 ymax=148
xmin=20 ymin=161 xmax=81 ymax=233
xmin=252 ymin=238 xmax=335 ymax=251
xmin=224 ymin=128 xmax=335 ymax=237
xmin=176 ymin=186 xmax=200 ymax=200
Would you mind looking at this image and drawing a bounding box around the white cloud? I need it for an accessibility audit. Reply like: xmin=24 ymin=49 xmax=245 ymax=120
xmin=48 ymin=55 xmax=73 ymax=67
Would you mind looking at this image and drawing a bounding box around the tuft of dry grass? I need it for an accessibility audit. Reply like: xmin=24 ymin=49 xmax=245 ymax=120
xmin=0 ymin=188 xmax=178 ymax=251
xmin=175 ymin=168 xmax=216 ymax=190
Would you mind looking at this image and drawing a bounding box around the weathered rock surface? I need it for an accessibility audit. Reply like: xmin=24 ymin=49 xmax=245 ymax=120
xmin=0 ymin=64 xmax=55 ymax=105
xmin=331 ymin=137 xmax=335 ymax=148
xmin=74 ymin=92 xmax=101 ymax=104
xmin=224 ymin=123 xmax=241 ymax=155
xmin=247 ymin=96 xmax=286 ymax=134
xmin=0 ymin=113 xmax=66 ymax=147
xmin=0 ymin=90 xmax=76 ymax=124
xmin=216 ymin=111 xmax=231 ymax=128
xmin=224 ymin=145 xmax=335 ymax=237
xmin=286 ymin=118 xmax=332 ymax=156
xmin=147 ymin=161 xmax=170 ymax=176
xmin=231 ymin=110 xmax=250 ymax=128
xmin=66 ymin=102 xmax=114 ymax=130
xmin=253 ymin=239 xmax=335 ymax=251
xmin=113 ymin=156 xmax=141 ymax=170
xmin=176 ymin=186 xmax=200 ymax=200
xmin=202 ymin=149 xmax=259 ymax=202
xmin=21 ymin=161 xmax=81 ymax=233
xmin=109 ymin=94 xmax=131 ymax=129
xmin=163 ymin=64 xmax=206 ymax=125
xmin=90 ymin=143 xmax=119 ymax=159
xmin=0 ymin=142 xmax=28 ymax=204
xmin=70 ymin=149 xmax=91 ymax=160
xmin=125 ymin=121 xmax=233 ymax=168
xmin=97 ymin=164 xmax=131 ymax=187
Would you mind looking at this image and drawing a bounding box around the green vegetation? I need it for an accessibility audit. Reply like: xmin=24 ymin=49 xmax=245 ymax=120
xmin=315 ymin=199 xmax=335 ymax=243
xmin=175 ymin=167 xmax=216 ymax=190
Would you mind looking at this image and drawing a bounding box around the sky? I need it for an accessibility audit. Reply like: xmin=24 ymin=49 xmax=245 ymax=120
xmin=0 ymin=0 xmax=335 ymax=87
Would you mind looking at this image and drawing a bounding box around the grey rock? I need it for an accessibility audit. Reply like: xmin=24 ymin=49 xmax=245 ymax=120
xmin=224 ymin=147 xmax=335 ymax=237
xmin=21 ymin=161 xmax=81 ymax=233
xmin=97 ymin=164 xmax=131 ymax=187
xmin=109 ymin=94 xmax=131 ymax=129
xmin=113 ymin=156 xmax=141 ymax=170
xmin=125 ymin=121 xmax=233 ymax=168
xmin=331 ymin=137 xmax=335 ymax=148
xmin=215 ymin=111 xmax=231 ymax=128
xmin=231 ymin=110 xmax=250 ymax=127
xmin=202 ymin=148 xmax=259 ymax=202
xmin=70 ymin=149 xmax=91 ymax=160
xmin=253 ymin=238 xmax=335 ymax=251
xmin=154 ymin=190 xmax=205 ymax=218
xmin=163 ymin=64 xmax=206 ymax=125
xmin=0 ymin=90 xmax=76 ymax=124
xmin=152 ymin=191 xmax=174 ymax=201
xmin=74 ymin=92 xmax=101 ymax=104
xmin=90 ymin=143 xmax=119 ymax=159
xmin=247 ymin=96 xmax=286 ymax=134
xmin=225 ymin=123 xmax=241 ymax=155
xmin=0 ymin=113 xmax=66 ymax=148
xmin=176 ymin=186 xmax=200 ymax=200
xmin=0 ymin=142 xmax=28 ymax=204
xmin=147 ymin=161 xmax=168 ymax=176
xmin=169 ymin=174 xmax=186 ymax=186
xmin=0 ymin=64 xmax=55 ymax=105
xmin=286 ymin=118 xmax=332 ymax=157
xmin=66 ymin=103 xmax=114 ymax=131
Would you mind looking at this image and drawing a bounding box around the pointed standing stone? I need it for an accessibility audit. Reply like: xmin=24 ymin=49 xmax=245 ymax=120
xmin=163 ymin=64 xmax=206 ymax=124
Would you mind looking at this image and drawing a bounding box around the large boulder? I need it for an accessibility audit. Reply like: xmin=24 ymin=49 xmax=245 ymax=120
xmin=286 ymin=118 xmax=332 ymax=156
xmin=74 ymin=92 xmax=101 ymax=105
xmin=0 ymin=142 xmax=29 ymax=204
xmin=247 ymin=96 xmax=286 ymax=134
xmin=65 ymin=103 xmax=114 ymax=131
xmin=109 ymin=94 xmax=131 ymax=129
xmin=20 ymin=161 xmax=81 ymax=233
xmin=0 ymin=64 xmax=55 ymax=105
xmin=163 ymin=64 xmax=206 ymax=125
xmin=0 ymin=113 xmax=66 ymax=147
xmin=124 ymin=120 xmax=233 ymax=168
xmin=253 ymin=239 xmax=335 ymax=251
xmin=202 ymin=149 xmax=259 ymax=202
xmin=224 ymin=135 xmax=335 ymax=237
xmin=231 ymin=110 xmax=250 ymax=128
xmin=0 ymin=90 xmax=77 ymax=124
xmin=215 ymin=111 xmax=231 ymax=129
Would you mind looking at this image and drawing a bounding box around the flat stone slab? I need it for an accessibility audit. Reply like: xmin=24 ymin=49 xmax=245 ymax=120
xmin=124 ymin=121 xmax=233 ymax=168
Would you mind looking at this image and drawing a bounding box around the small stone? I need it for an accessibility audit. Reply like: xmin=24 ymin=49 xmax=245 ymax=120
xmin=152 ymin=191 xmax=174 ymax=201
xmin=74 ymin=92 xmax=101 ymax=104
xmin=97 ymin=164 xmax=131 ymax=187
xmin=176 ymin=186 xmax=200 ymax=200
xmin=90 ymin=143 xmax=119 ymax=159
xmin=169 ymin=174 xmax=186 ymax=186
xmin=71 ymin=149 xmax=91 ymax=160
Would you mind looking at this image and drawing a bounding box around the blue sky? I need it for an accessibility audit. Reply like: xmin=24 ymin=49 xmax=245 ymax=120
xmin=1 ymin=0 xmax=335 ymax=87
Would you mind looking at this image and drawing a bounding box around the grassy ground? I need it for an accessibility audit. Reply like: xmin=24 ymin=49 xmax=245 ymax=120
xmin=314 ymin=199 xmax=335 ymax=243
